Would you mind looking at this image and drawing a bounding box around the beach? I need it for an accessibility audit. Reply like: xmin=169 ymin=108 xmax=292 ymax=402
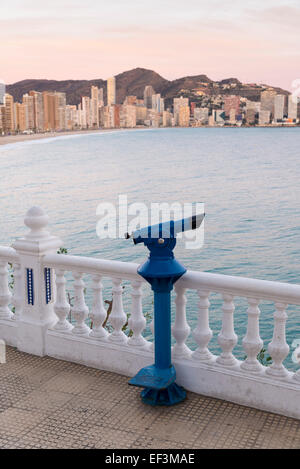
xmin=0 ymin=129 xmax=116 ymax=146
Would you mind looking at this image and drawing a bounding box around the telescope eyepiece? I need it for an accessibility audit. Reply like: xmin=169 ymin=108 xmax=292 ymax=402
xmin=125 ymin=213 xmax=205 ymax=244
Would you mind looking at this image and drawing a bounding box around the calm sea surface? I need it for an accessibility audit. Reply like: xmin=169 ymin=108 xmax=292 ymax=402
xmin=1 ymin=127 xmax=300 ymax=368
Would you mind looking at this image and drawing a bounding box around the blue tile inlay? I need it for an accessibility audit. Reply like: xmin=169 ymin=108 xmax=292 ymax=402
xmin=26 ymin=268 xmax=34 ymax=305
xmin=44 ymin=268 xmax=52 ymax=304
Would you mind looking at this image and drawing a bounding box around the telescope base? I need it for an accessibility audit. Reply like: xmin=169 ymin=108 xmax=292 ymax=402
xmin=129 ymin=364 xmax=176 ymax=390
xmin=128 ymin=364 xmax=186 ymax=406
xmin=141 ymin=383 xmax=186 ymax=406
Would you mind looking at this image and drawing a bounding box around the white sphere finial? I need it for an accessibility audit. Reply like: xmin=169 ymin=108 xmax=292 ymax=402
xmin=24 ymin=206 xmax=50 ymax=239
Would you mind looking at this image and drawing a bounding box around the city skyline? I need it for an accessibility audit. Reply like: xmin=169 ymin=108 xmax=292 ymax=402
xmin=1 ymin=0 xmax=300 ymax=91
xmin=1 ymin=76 xmax=299 ymax=135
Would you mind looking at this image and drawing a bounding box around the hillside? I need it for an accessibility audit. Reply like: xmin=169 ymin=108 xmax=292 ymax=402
xmin=6 ymin=68 xmax=290 ymax=106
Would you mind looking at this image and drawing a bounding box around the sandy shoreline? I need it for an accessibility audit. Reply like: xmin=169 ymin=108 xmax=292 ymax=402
xmin=0 ymin=129 xmax=124 ymax=146
xmin=1 ymin=125 xmax=298 ymax=147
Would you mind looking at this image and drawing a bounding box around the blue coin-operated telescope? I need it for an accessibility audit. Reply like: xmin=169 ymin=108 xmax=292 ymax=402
xmin=125 ymin=213 xmax=205 ymax=406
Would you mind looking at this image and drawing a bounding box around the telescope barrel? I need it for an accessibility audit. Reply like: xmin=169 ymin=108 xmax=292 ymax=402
xmin=125 ymin=213 xmax=205 ymax=242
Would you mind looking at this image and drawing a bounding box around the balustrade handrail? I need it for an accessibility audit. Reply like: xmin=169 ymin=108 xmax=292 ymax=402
xmin=43 ymin=253 xmax=141 ymax=281
xmin=0 ymin=246 xmax=19 ymax=263
xmin=43 ymin=252 xmax=300 ymax=305
xmin=179 ymin=270 xmax=300 ymax=305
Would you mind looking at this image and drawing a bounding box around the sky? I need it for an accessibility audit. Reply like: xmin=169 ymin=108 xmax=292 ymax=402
xmin=0 ymin=0 xmax=299 ymax=90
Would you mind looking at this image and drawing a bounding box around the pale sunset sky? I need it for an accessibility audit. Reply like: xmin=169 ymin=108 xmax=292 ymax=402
xmin=0 ymin=0 xmax=299 ymax=90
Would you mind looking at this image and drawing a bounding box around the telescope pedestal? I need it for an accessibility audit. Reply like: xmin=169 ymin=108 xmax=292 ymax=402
xmin=129 ymin=264 xmax=187 ymax=406
xmin=126 ymin=214 xmax=204 ymax=406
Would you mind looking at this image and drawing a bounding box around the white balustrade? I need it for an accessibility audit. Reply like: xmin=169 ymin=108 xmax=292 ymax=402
xmin=127 ymin=280 xmax=148 ymax=347
xmin=0 ymin=261 xmax=13 ymax=320
xmin=108 ymin=278 xmax=127 ymax=344
xmin=12 ymin=263 xmax=22 ymax=321
xmin=4 ymin=207 xmax=300 ymax=419
xmin=53 ymin=269 xmax=72 ymax=332
xmin=266 ymin=302 xmax=289 ymax=378
xmin=71 ymin=272 xmax=90 ymax=335
xmin=172 ymin=285 xmax=191 ymax=358
xmin=216 ymin=294 xmax=238 ymax=367
xmin=192 ymin=289 xmax=214 ymax=362
xmin=240 ymin=298 xmax=263 ymax=373
xmin=89 ymin=275 xmax=108 ymax=339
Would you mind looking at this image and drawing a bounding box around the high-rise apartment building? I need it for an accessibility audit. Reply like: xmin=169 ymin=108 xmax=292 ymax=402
xmin=245 ymin=109 xmax=256 ymax=124
xmin=162 ymin=111 xmax=172 ymax=127
xmin=43 ymin=92 xmax=55 ymax=130
xmin=0 ymin=80 xmax=5 ymax=105
xmin=178 ymin=106 xmax=190 ymax=127
xmin=261 ymin=90 xmax=277 ymax=116
xmin=42 ymin=91 xmax=66 ymax=131
xmin=107 ymin=77 xmax=116 ymax=106
xmin=4 ymin=93 xmax=15 ymax=132
xmin=81 ymin=96 xmax=91 ymax=128
xmin=288 ymin=95 xmax=298 ymax=121
xmin=274 ymin=94 xmax=285 ymax=122
xmin=173 ymin=96 xmax=189 ymax=114
xmin=120 ymin=105 xmax=136 ymax=128
xmin=190 ymin=102 xmax=196 ymax=116
xmin=91 ymin=86 xmax=100 ymax=128
xmin=0 ymin=106 xmax=5 ymax=132
xmin=144 ymin=86 xmax=155 ymax=109
xmin=259 ymin=110 xmax=271 ymax=125
xmin=22 ymin=94 xmax=35 ymax=130
xmin=136 ymin=105 xmax=147 ymax=124
xmin=228 ymin=109 xmax=236 ymax=124
xmin=152 ymin=94 xmax=164 ymax=113
xmin=29 ymin=91 xmax=44 ymax=131
xmin=99 ymin=88 xmax=104 ymax=107
xmin=173 ymin=97 xmax=189 ymax=126
xmin=246 ymin=100 xmax=261 ymax=113
xmin=224 ymin=95 xmax=240 ymax=118
xmin=65 ymin=105 xmax=77 ymax=130
xmin=15 ymin=102 xmax=28 ymax=132
xmin=102 ymin=106 xmax=111 ymax=128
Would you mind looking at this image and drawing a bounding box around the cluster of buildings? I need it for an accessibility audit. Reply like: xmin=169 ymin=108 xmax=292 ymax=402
xmin=0 ymin=77 xmax=299 ymax=135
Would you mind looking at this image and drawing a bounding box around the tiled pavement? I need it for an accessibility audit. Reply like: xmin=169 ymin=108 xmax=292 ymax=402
xmin=0 ymin=346 xmax=300 ymax=449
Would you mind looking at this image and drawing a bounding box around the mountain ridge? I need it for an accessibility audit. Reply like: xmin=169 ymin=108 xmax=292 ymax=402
xmin=6 ymin=68 xmax=290 ymax=106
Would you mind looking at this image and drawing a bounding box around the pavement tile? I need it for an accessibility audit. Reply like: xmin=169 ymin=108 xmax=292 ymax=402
xmin=1 ymin=346 xmax=300 ymax=449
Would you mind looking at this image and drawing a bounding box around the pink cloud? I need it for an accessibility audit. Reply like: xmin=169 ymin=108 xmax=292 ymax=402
xmin=0 ymin=5 xmax=299 ymax=91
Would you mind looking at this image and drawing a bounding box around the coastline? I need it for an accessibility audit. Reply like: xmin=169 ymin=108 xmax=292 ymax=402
xmin=0 ymin=129 xmax=121 ymax=146
xmin=0 ymin=124 xmax=298 ymax=147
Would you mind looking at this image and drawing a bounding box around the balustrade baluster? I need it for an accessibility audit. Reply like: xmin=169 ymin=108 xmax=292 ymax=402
xmin=266 ymin=302 xmax=289 ymax=378
xmin=53 ymin=269 xmax=72 ymax=331
xmin=241 ymin=298 xmax=263 ymax=373
xmin=127 ymin=280 xmax=148 ymax=347
xmin=71 ymin=271 xmax=89 ymax=335
xmin=216 ymin=294 xmax=238 ymax=366
xmin=12 ymin=263 xmax=22 ymax=321
xmin=172 ymin=285 xmax=192 ymax=359
xmin=0 ymin=261 xmax=13 ymax=320
xmin=192 ymin=289 xmax=214 ymax=362
xmin=108 ymin=278 xmax=127 ymax=344
xmin=89 ymin=275 xmax=108 ymax=339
